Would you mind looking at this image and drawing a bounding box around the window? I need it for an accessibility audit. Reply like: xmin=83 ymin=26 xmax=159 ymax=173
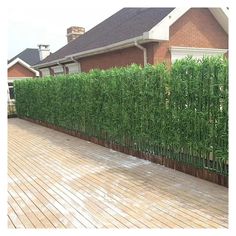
xmin=40 ymin=68 xmax=50 ymax=77
xmin=8 ymin=81 xmax=15 ymax=100
xmin=52 ymin=65 xmax=64 ymax=75
xmin=170 ymin=47 xmax=228 ymax=62
xmin=66 ymin=62 xmax=81 ymax=74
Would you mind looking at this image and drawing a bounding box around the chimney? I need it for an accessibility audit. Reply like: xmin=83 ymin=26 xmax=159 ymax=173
xmin=38 ymin=44 xmax=50 ymax=61
xmin=67 ymin=26 xmax=85 ymax=43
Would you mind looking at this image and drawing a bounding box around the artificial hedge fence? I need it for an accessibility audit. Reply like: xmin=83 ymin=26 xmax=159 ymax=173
xmin=14 ymin=56 xmax=228 ymax=177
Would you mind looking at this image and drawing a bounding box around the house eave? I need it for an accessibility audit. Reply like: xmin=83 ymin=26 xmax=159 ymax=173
xmin=209 ymin=8 xmax=228 ymax=34
xmin=148 ymin=7 xmax=228 ymax=40
xmin=148 ymin=7 xmax=190 ymax=40
xmin=33 ymin=34 xmax=162 ymax=69
xmin=8 ymin=58 xmax=39 ymax=76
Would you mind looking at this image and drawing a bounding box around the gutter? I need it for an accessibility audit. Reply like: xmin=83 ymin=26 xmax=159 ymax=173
xmin=70 ymin=56 xmax=78 ymax=62
xmin=33 ymin=32 xmax=162 ymax=69
xmin=134 ymin=41 xmax=147 ymax=66
xmin=66 ymin=36 xmax=144 ymax=59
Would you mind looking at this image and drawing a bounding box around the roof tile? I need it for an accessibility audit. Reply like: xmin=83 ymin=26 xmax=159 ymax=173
xmin=8 ymin=48 xmax=40 ymax=66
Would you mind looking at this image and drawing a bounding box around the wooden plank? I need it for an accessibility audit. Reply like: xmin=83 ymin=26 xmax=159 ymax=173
xmin=8 ymin=118 xmax=228 ymax=228
xmin=9 ymin=147 xmax=209 ymax=228
xmin=9 ymin=156 xmax=127 ymax=228
xmin=8 ymin=184 xmax=49 ymax=228
xmin=9 ymin=163 xmax=92 ymax=228
xmin=58 ymin=142 xmax=228 ymax=213
xmin=8 ymin=193 xmax=34 ymax=228
xmin=14 ymin=139 xmax=225 ymax=228
xmin=9 ymin=151 xmax=143 ymax=228
xmin=8 ymin=166 xmax=69 ymax=228
xmin=9 ymin=141 xmax=178 ymax=228
xmin=8 ymin=215 xmax=15 ymax=228
xmin=8 ymin=124 xmax=227 ymax=228
xmin=8 ymin=203 xmax=25 ymax=229
xmin=17 ymin=127 xmax=228 ymax=210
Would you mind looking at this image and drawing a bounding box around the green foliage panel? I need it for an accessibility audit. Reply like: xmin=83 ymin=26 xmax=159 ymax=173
xmin=14 ymin=56 xmax=228 ymax=175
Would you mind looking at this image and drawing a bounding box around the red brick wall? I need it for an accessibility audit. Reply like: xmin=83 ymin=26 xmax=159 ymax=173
xmin=8 ymin=62 xmax=36 ymax=78
xmin=80 ymin=46 xmax=145 ymax=72
xmin=80 ymin=43 xmax=158 ymax=72
xmin=154 ymin=8 xmax=228 ymax=65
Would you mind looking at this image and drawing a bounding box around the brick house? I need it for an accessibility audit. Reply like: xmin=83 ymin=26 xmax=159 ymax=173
xmin=33 ymin=8 xmax=228 ymax=76
xmin=7 ymin=45 xmax=50 ymax=100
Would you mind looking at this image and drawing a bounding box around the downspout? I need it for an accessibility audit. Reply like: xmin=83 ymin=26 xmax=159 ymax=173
xmin=134 ymin=41 xmax=147 ymax=66
xmin=70 ymin=56 xmax=77 ymax=63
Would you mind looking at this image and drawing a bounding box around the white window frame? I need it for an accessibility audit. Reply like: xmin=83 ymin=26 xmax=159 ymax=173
xmin=170 ymin=46 xmax=228 ymax=62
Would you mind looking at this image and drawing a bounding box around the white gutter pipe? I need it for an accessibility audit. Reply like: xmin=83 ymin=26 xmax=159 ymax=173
xmin=134 ymin=41 xmax=147 ymax=66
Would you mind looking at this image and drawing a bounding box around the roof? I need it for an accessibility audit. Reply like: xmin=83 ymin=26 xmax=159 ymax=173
xmin=37 ymin=8 xmax=174 ymax=66
xmin=34 ymin=7 xmax=228 ymax=69
xmin=8 ymin=48 xmax=40 ymax=66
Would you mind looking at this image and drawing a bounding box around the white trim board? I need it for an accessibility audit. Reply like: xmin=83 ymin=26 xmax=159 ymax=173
xmin=209 ymin=8 xmax=228 ymax=33
xmin=170 ymin=46 xmax=228 ymax=62
xmin=8 ymin=77 xmax=33 ymax=81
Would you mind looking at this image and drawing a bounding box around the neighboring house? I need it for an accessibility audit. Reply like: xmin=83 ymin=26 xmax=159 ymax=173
xmin=7 ymin=45 xmax=50 ymax=100
xmin=33 ymin=8 xmax=228 ymax=76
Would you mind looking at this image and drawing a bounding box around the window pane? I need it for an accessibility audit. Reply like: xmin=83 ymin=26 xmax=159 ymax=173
xmin=9 ymin=87 xmax=14 ymax=99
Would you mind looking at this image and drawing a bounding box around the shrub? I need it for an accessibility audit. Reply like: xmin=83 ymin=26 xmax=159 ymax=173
xmin=14 ymin=56 xmax=228 ymax=173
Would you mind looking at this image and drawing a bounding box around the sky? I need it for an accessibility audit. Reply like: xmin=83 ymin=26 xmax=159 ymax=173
xmin=7 ymin=1 xmax=124 ymax=59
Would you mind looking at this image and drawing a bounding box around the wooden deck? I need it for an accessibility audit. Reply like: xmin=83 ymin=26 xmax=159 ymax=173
xmin=8 ymin=118 xmax=228 ymax=228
